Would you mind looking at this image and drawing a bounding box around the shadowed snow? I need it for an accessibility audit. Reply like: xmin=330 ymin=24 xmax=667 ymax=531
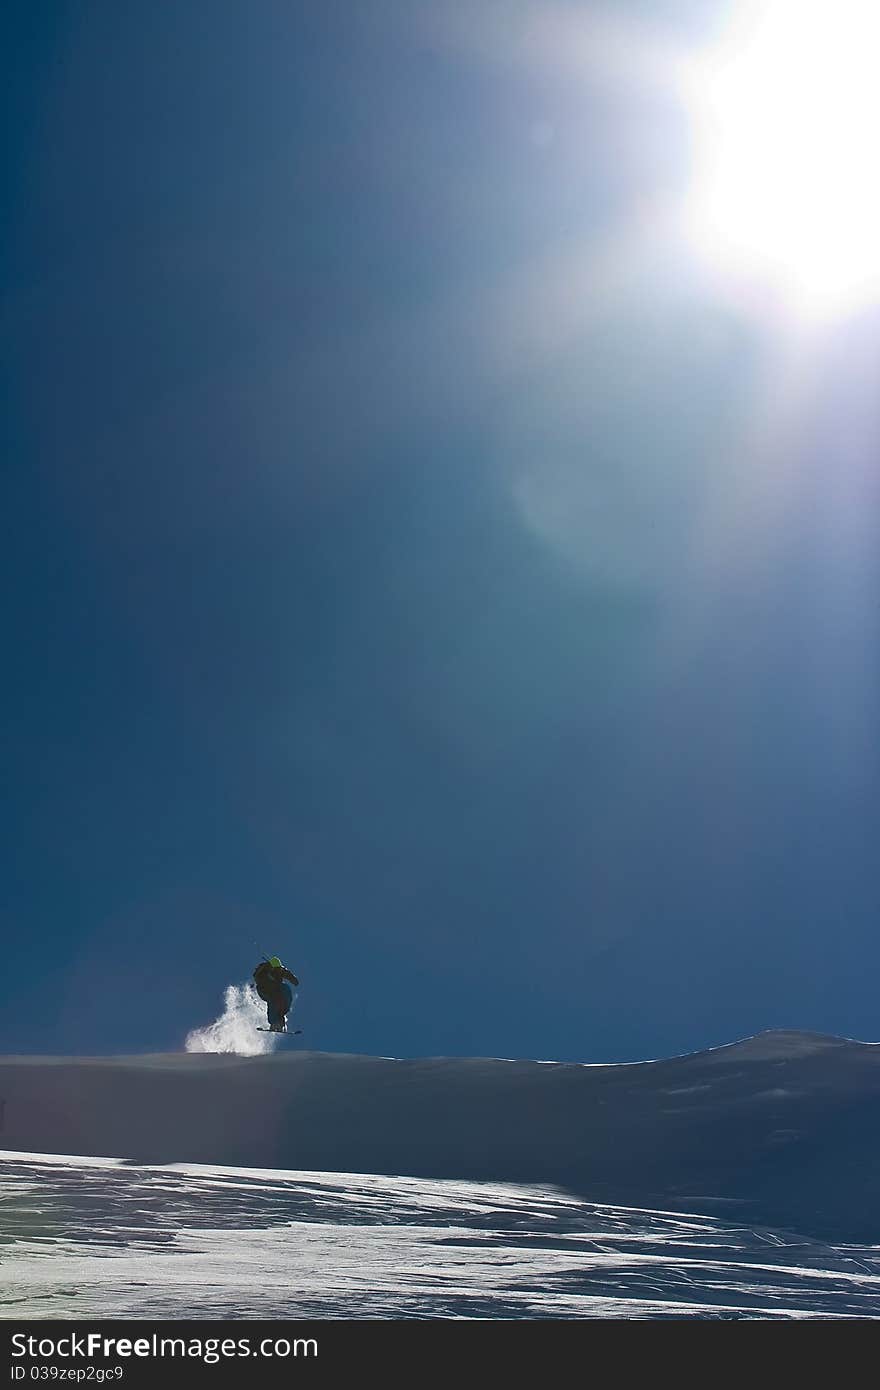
xmin=2 ymin=1029 xmax=880 ymax=1317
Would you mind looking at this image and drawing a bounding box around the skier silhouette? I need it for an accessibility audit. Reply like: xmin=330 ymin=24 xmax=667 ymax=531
xmin=252 ymin=956 xmax=299 ymax=1033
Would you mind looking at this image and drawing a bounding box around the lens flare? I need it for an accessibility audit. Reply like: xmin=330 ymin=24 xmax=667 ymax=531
xmin=685 ymin=0 xmax=880 ymax=318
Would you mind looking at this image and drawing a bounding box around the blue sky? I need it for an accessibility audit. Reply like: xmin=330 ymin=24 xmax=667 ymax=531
xmin=3 ymin=0 xmax=878 ymax=1061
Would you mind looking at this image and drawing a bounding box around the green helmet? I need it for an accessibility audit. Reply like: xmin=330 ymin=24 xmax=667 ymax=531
xmin=268 ymin=956 xmax=282 ymax=969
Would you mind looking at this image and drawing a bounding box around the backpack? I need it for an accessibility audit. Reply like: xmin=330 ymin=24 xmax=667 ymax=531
xmin=252 ymin=961 xmax=278 ymax=1002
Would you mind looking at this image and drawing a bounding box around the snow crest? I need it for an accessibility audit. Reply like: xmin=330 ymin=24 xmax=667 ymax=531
xmin=185 ymin=983 xmax=278 ymax=1056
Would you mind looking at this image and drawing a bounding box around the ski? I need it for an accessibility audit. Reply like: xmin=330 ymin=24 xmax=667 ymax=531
xmin=257 ymin=1027 xmax=302 ymax=1035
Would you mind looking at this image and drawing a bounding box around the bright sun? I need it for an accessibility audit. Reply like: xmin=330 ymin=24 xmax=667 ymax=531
xmin=684 ymin=0 xmax=880 ymax=319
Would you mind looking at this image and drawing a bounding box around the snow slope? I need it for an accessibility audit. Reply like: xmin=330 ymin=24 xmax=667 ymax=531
xmin=4 ymin=1150 xmax=880 ymax=1319
xmin=2 ymin=1030 xmax=880 ymax=1246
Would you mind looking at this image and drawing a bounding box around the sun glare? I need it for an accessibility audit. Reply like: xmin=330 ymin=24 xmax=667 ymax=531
xmin=685 ymin=0 xmax=880 ymax=319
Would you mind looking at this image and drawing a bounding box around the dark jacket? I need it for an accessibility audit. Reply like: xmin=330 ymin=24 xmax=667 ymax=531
xmin=253 ymin=961 xmax=299 ymax=1001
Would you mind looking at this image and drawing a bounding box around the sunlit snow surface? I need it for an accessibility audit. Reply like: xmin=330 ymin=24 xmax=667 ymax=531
xmin=3 ymin=1151 xmax=879 ymax=1319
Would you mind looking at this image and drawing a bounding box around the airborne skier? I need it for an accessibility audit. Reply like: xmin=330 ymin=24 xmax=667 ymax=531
xmin=252 ymin=956 xmax=300 ymax=1033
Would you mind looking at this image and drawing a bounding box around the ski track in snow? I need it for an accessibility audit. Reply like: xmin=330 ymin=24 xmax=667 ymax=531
xmin=2 ymin=1151 xmax=879 ymax=1320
